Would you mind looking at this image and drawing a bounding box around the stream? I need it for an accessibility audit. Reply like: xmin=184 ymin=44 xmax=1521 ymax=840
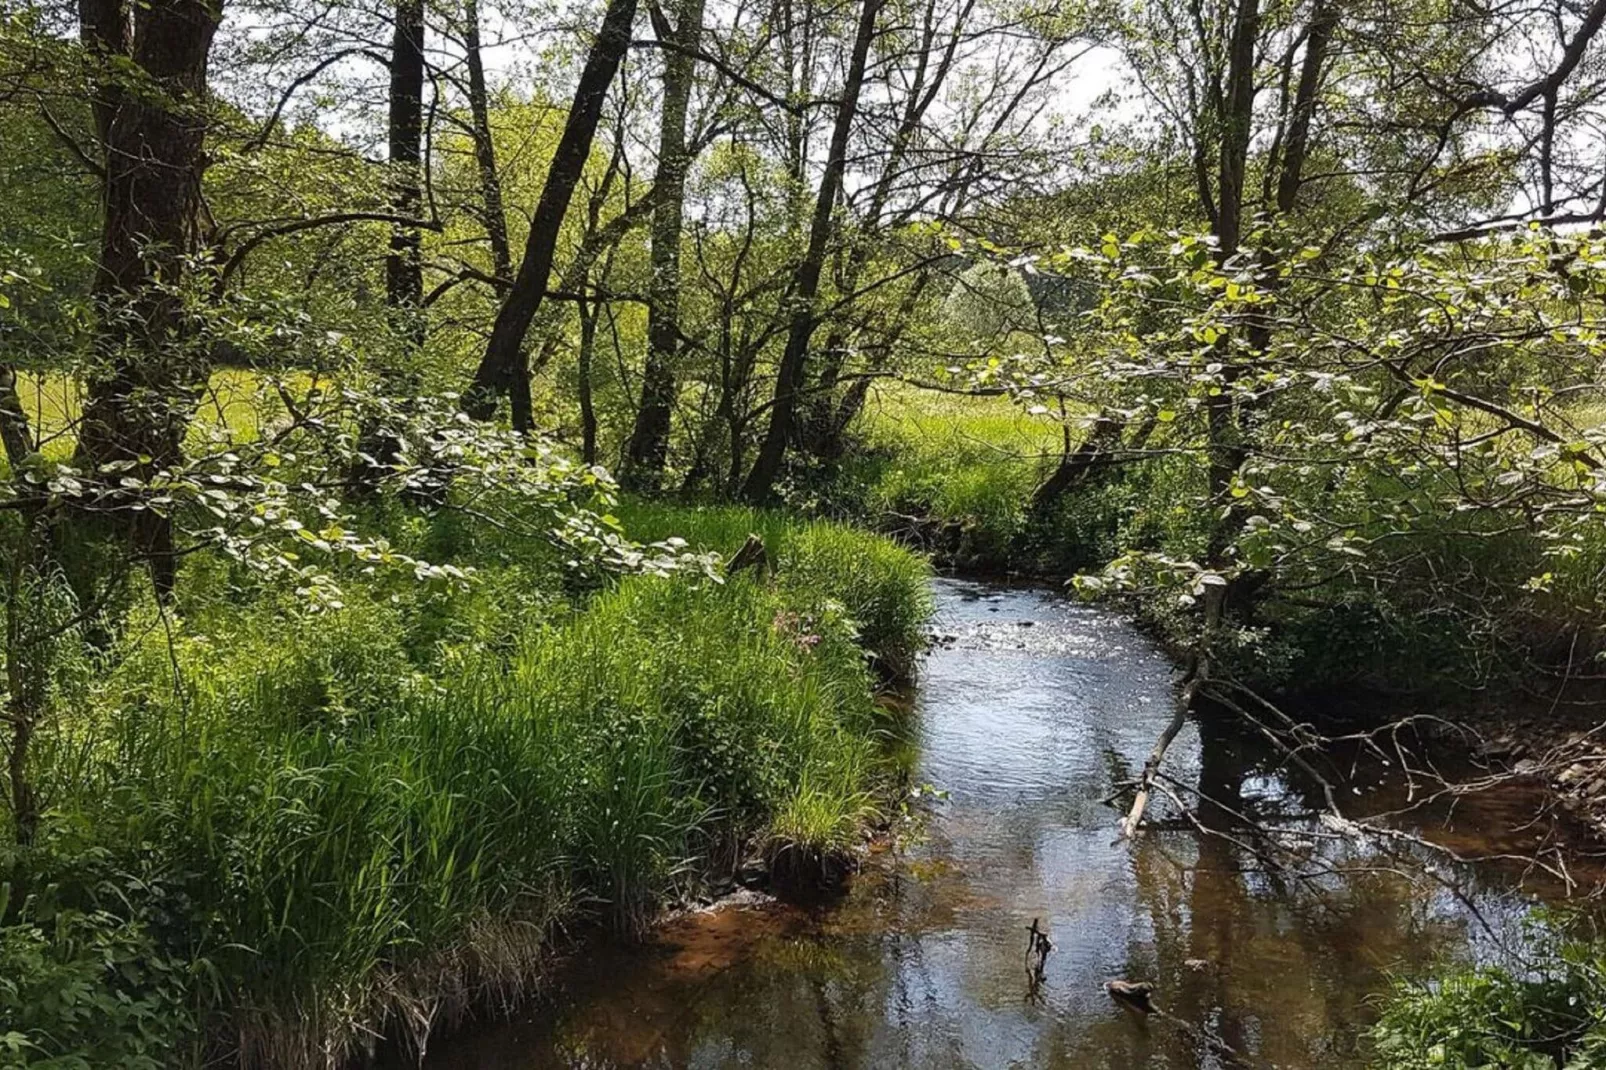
xmin=423 ymin=577 xmax=1598 ymax=1069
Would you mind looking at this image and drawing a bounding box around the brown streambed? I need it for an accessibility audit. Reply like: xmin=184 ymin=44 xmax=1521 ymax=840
xmin=418 ymin=577 xmax=1606 ymax=1069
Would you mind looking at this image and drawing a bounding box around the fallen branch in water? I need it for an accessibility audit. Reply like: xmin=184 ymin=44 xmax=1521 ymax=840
xmin=1121 ymin=585 xmax=1221 ymax=838
xmin=1120 ymin=669 xmax=1205 ymax=838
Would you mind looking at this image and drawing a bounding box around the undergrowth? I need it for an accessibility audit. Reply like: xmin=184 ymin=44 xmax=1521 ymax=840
xmin=0 ymin=505 xmax=930 ymax=1069
xmin=1369 ymin=916 xmax=1606 ymax=1069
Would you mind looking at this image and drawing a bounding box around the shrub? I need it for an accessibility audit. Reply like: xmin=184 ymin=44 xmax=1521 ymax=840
xmin=1369 ymin=917 xmax=1606 ymax=1069
xmin=0 ymin=859 xmax=195 ymax=1070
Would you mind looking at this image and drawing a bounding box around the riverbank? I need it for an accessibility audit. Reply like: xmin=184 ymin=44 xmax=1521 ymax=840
xmin=416 ymin=577 xmax=1606 ymax=1069
xmin=0 ymin=504 xmax=931 ymax=1070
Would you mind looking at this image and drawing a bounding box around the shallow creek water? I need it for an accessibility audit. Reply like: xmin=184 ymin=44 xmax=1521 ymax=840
xmin=424 ymin=578 xmax=1603 ymax=1069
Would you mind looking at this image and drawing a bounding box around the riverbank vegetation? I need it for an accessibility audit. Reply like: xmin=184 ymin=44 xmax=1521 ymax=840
xmin=0 ymin=492 xmax=928 ymax=1065
xmin=7 ymin=0 xmax=1606 ymax=1061
xmin=1369 ymin=916 xmax=1606 ymax=1070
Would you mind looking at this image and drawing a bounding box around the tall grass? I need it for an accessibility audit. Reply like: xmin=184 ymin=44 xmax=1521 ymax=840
xmin=7 ymin=529 xmax=923 ymax=1067
xmin=612 ymin=500 xmax=933 ymax=672
xmin=834 ymin=382 xmax=1066 ymax=560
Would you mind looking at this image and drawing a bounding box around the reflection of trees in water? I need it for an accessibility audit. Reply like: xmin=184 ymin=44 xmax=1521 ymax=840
xmin=1116 ymin=711 xmax=1493 ymax=1068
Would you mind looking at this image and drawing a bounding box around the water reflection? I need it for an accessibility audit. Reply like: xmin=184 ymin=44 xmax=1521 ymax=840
xmin=423 ymin=578 xmax=1592 ymax=1069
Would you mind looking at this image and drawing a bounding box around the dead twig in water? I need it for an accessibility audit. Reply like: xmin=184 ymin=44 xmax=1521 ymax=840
xmin=1023 ymin=916 xmax=1052 ymax=1000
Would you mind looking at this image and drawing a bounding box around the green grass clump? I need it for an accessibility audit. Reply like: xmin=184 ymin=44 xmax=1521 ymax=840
xmin=612 ymin=500 xmax=933 ymax=671
xmin=8 ymin=544 xmax=915 ymax=1067
xmin=835 ymin=383 xmax=1065 ymax=560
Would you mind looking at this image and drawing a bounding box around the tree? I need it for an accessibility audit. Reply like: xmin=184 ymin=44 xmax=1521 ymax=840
xmin=386 ymin=0 xmax=426 ymax=322
xmin=740 ymin=0 xmax=881 ymax=501
xmin=465 ymin=0 xmax=642 ymax=431
xmin=621 ymin=0 xmax=707 ymax=490
xmin=74 ymin=0 xmax=224 ymax=596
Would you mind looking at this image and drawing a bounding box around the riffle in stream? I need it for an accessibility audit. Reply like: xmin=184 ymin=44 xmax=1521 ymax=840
xmin=423 ymin=577 xmax=1597 ymax=1069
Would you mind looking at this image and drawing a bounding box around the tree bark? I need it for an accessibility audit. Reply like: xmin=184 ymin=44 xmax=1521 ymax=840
xmin=386 ymin=0 xmax=427 ymax=318
xmin=74 ymin=0 xmax=222 ymax=598
xmin=621 ymin=0 xmax=707 ymax=491
xmin=740 ymin=0 xmax=881 ymax=501
xmin=464 ymin=0 xmax=640 ymax=430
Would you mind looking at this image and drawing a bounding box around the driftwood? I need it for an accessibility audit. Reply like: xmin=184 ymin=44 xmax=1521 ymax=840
xmin=1104 ymin=978 xmax=1154 ymax=1013
xmin=1105 ymin=979 xmax=1260 ymax=1068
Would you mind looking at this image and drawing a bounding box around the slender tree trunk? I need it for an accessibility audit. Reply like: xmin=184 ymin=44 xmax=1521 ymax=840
xmin=1202 ymin=0 xmax=1260 ymax=561
xmin=1273 ymin=0 xmax=1336 ymax=217
xmin=464 ymin=0 xmax=513 ymax=288
xmin=741 ymin=0 xmax=880 ymax=501
xmin=577 ymin=292 xmax=600 ymax=465
xmin=352 ymin=0 xmax=428 ymax=496
xmin=75 ymin=0 xmax=222 ymax=598
xmin=464 ymin=0 xmax=640 ymax=431
xmin=1212 ymin=0 xmax=1259 ymax=259
xmin=387 ymin=0 xmax=426 ymax=316
xmin=622 ymin=0 xmax=707 ymax=490
xmin=803 ymin=0 xmax=959 ymax=457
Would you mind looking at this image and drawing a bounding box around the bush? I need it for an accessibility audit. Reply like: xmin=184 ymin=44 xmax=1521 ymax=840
xmin=1369 ymin=917 xmax=1606 ymax=1069
xmin=0 ymin=857 xmax=195 ymax=1070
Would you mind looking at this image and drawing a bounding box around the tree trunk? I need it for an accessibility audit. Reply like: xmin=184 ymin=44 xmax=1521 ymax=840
xmin=1202 ymin=0 xmax=1260 ymax=562
xmin=741 ymin=0 xmax=880 ymax=501
xmin=386 ymin=0 xmax=426 ymax=318
xmin=1273 ymin=0 xmax=1337 ymax=217
xmin=464 ymin=0 xmax=513 ymax=288
xmin=0 ymin=365 xmax=34 ymax=469
xmin=577 ymin=292 xmax=600 ymax=465
xmin=74 ymin=0 xmax=222 ymax=598
xmin=77 ymin=0 xmax=128 ymax=147
xmin=464 ymin=0 xmax=640 ymax=430
xmin=622 ymin=0 xmax=707 ymax=491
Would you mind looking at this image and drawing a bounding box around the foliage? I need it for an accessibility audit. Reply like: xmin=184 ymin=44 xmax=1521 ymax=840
xmin=1370 ymin=917 xmax=1606 ymax=1069
xmin=984 ymin=228 xmax=1606 ymax=689
xmin=0 ymin=849 xmax=197 ymax=1070
xmin=611 ymin=500 xmax=933 ymax=669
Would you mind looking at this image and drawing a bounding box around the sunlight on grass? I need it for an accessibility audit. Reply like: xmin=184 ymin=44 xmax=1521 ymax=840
xmin=8 ymin=368 xmax=316 ymax=467
xmin=839 ymin=381 xmax=1070 ymax=552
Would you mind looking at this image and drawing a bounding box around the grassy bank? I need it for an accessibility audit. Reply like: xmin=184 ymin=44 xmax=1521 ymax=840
xmin=829 ymin=383 xmax=1065 ymax=566
xmin=0 ymin=505 xmax=930 ymax=1068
